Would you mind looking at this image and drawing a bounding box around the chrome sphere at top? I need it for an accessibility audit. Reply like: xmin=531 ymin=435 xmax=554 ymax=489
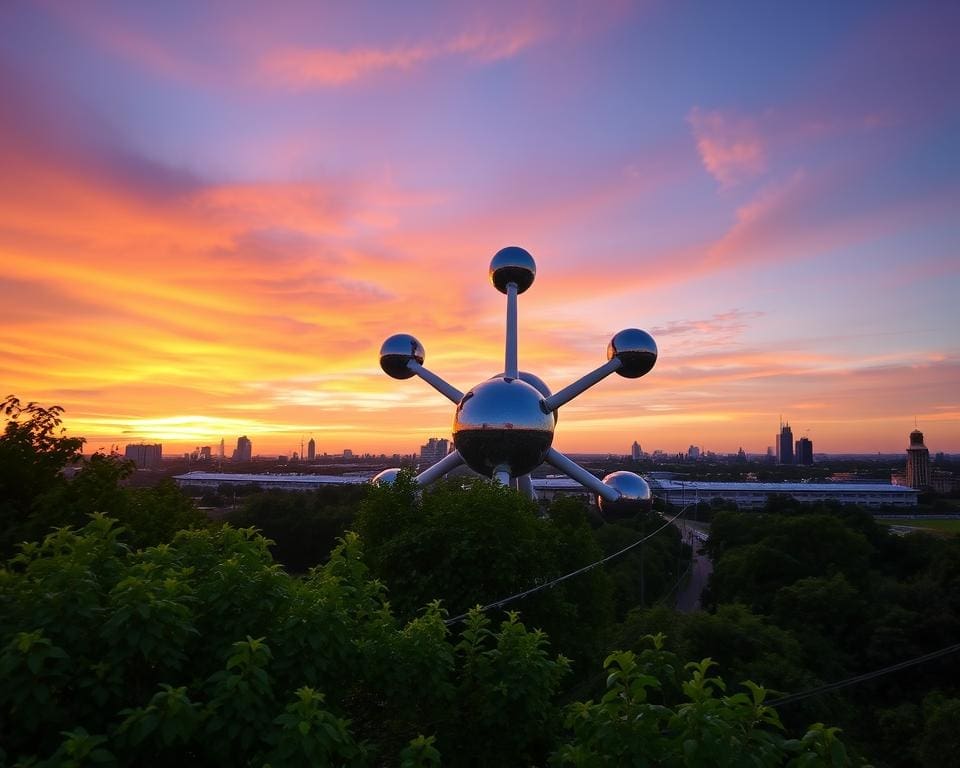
xmin=598 ymin=471 xmax=652 ymax=518
xmin=380 ymin=333 xmax=425 ymax=380
xmin=454 ymin=377 xmax=555 ymax=477
xmin=489 ymin=246 xmax=536 ymax=294
xmin=608 ymin=328 xmax=658 ymax=379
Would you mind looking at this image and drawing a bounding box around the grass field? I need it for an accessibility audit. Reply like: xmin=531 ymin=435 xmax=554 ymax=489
xmin=878 ymin=518 xmax=960 ymax=535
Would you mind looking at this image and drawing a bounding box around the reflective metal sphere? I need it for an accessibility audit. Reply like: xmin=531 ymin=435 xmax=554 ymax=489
xmin=607 ymin=328 xmax=658 ymax=379
xmin=371 ymin=467 xmax=403 ymax=486
xmin=598 ymin=471 xmax=652 ymax=518
xmin=380 ymin=334 xmax=425 ymax=379
xmin=453 ymin=376 xmax=554 ymax=477
xmin=493 ymin=371 xmax=557 ymax=423
xmin=490 ymin=246 xmax=536 ymax=294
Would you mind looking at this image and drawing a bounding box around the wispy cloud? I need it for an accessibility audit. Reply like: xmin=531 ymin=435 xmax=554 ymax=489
xmin=261 ymin=22 xmax=544 ymax=87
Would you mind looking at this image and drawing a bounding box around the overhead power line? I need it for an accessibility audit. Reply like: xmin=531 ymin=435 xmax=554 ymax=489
xmin=444 ymin=503 xmax=692 ymax=626
xmin=768 ymin=642 xmax=960 ymax=708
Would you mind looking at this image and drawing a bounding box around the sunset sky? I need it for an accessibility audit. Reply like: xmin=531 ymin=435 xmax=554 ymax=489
xmin=1 ymin=0 xmax=958 ymax=458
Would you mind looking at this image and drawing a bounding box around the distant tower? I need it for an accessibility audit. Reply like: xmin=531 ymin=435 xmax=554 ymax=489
xmin=219 ymin=438 xmax=225 ymax=459
xmin=631 ymin=441 xmax=641 ymax=461
xmin=307 ymin=438 xmax=316 ymax=461
xmin=777 ymin=419 xmax=794 ymax=465
xmin=795 ymin=437 xmax=813 ymax=466
xmin=233 ymin=436 xmax=252 ymax=462
xmin=906 ymin=429 xmax=930 ymax=488
xmin=419 ymin=437 xmax=450 ymax=465
xmin=123 ymin=443 xmax=162 ymax=468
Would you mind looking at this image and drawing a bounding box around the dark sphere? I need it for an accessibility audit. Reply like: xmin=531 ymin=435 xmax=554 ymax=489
xmin=607 ymin=328 xmax=658 ymax=379
xmin=598 ymin=471 xmax=652 ymax=519
xmin=489 ymin=246 xmax=536 ymax=294
xmin=379 ymin=334 xmax=425 ymax=379
xmin=371 ymin=468 xmax=403 ymax=486
xmin=453 ymin=376 xmax=554 ymax=477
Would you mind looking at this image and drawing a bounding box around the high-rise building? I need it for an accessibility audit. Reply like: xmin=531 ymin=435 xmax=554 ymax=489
xmin=233 ymin=436 xmax=252 ymax=462
xmin=307 ymin=438 xmax=316 ymax=461
xmin=906 ymin=429 xmax=930 ymax=489
xmin=631 ymin=441 xmax=641 ymax=461
xmin=420 ymin=437 xmax=450 ymax=465
xmin=795 ymin=437 xmax=813 ymax=466
xmin=124 ymin=443 xmax=162 ymax=468
xmin=219 ymin=438 xmax=225 ymax=459
xmin=687 ymin=445 xmax=701 ymax=460
xmin=777 ymin=420 xmax=794 ymax=465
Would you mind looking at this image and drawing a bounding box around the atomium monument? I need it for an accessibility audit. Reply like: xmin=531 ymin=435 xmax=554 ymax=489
xmin=375 ymin=246 xmax=658 ymax=519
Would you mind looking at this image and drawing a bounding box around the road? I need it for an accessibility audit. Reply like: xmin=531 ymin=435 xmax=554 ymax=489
xmin=675 ymin=526 xmax=712 ymax=613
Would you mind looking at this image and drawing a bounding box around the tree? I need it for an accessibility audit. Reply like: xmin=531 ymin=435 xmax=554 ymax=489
xmin=553 ymin=634 xmax=852 ymax=767
xmin=355 ymin=474 xmax=616 ymax=670
xmin=0 ymin=395 xmax=84 ymax=554
xmin=226 ymin=485 xmax=366 ymax=572
xmin=0 ymin=517 xmax=571 ymax=766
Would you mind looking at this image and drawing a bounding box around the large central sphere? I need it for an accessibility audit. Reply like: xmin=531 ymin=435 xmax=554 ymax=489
xmin=453 ymin=377 xmax=555 ymax=478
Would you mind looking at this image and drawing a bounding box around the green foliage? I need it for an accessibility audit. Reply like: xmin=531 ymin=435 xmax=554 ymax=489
xmin=702 ymin=506 xmax=960 ymax=766
xmin=356 ymin=474 xmax=616 ymax=668
xmin=0 ymin=518 xmax=572 ymax=766
xmin=1 ymin=396 xmax=209 ymax=557
xmin=621 ymin=605 xmax=815 ymax=699
xmin=593 ymin=512 xmax=687 ymax=619
xmin=226 ymin=485 xmax=365 ymax=572
xmin=0 ymin=395 xmax=85 ymax=553
xmin=553 ymin=635 xmax=851 ymax=767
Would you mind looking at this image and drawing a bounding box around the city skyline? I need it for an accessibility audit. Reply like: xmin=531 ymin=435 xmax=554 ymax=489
xmin=2 ymin=2 xmax=958 ymax=456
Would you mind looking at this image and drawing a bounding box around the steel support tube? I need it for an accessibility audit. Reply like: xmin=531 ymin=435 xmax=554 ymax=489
xmin=505 ymin=282 xmax=519 ymax=379
xmin=415 ymin=449 xmax=465 ymax=485
xmin=545 ymin=447 xmax=621 ymax=502
xmin=517 ymin=473 xmax=536 ymax=500
xmin=541 ymin=358 xmax=622 ymax=413
xmin=493 ymin=464 xmax=512 ymax=487
xmin=407 ymin=361 xmax=464 ymax=404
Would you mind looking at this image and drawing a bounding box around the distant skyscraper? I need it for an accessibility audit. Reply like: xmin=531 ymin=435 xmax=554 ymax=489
xmin=795 ymin=437 xmax=813 ymax=466
xmin=777 ymin=420 xmax=794 ymax=465
xmin=233 ymin=436 xmax=252 ymax=462
xmin=687 ymin=445 xmax=700 ymax=460
xmin=420 ymin=437 xmax=450 ymax=465
xmin=307 ymin=438 xmax=316 ymax=461
xmin=737 ymin=447 xmax=747 ymax=462
xmin=631 ymin=441 xmax=641 ymax=461
xmin=219 ymin=438 xmax=225 ymax=459
xmin=124 ymin=443 xmax=162 ymax=468
xmin=906 ymin=429 xmax=930 ymax=488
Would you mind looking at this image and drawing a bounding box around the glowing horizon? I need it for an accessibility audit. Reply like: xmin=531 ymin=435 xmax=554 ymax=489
xmin=1 ymin=1 xmax=958 ymax=458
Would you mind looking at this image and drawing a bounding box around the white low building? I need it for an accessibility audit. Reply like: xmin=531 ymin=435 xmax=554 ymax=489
xmin=174 ymin=472 xmax=918 ymax=509
xmin=648 ymin=480 xmax=917 ymax=509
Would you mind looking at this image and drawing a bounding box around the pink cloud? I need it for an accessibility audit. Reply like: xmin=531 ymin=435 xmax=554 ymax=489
xmin=688 ymin=107 xmax=767 ymax=187
xmin=261 ymin=22 xmax=544 ymax=87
